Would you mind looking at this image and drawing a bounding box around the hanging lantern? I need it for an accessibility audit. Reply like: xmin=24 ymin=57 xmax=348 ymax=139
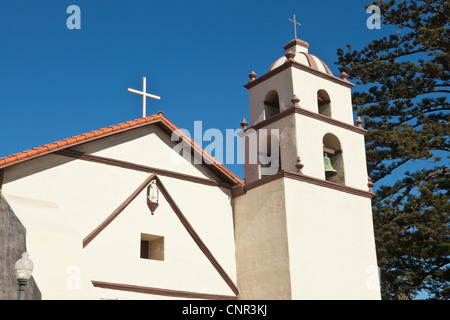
xmin=324 ymin=153 xmax=338 ymax=177
xmin=147 ymin=180 xmax=159 ymax=215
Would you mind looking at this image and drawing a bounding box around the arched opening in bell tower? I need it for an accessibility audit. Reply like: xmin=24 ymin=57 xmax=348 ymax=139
xmin=322 ymin=133 xmax=345 ymax=185
xmin=317 ymin=90 xmax=332 ymax=117
xmin=264 ymin=90 xmax=280 ymax=119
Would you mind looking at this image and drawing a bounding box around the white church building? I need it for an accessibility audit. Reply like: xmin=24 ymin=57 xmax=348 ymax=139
xmin=0 ymin=37 xmax=381 ymax=300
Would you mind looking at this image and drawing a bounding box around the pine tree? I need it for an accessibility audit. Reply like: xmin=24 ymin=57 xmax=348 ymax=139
xmin=336 ymin=0 xmax=449 ymax=299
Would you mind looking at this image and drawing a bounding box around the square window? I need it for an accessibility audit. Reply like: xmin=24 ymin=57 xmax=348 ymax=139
xmin=140 ymin=233 xmax=164 ymax=261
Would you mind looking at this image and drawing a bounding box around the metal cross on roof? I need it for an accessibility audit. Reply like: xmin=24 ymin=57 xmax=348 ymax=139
xmin=289 ymin=14 xmax=301 ymax=39
xmin=128 ymin=76 xmax=161 ymax=118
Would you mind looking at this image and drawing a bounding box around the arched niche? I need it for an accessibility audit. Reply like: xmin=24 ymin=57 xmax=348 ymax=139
xmin=323 ymin=133 xmax=345 ymax=185
xmin=317 ymin=90 xmax=332 ymax=117
xmin=264 ymin=90 xmax=280 ymax=119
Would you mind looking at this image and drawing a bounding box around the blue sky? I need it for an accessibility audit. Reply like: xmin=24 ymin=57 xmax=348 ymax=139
xmin=0 ymin=0 xmax=391 ymax=179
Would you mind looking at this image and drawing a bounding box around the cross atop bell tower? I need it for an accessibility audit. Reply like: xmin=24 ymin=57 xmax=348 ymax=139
xmin=289 ymin=14 xmax=301 ymax=39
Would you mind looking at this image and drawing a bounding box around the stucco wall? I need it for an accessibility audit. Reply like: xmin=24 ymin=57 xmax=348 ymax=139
xmin=284 ymin=178 xmax=381 ymax=300
xmin=233 ymin=178 xmax=292 ymax=300
xmin=1 ymin=125 xmax=237 ymax=299
xmin=234 ymin=176 xmax=381 ymax=300
xmin=0 ymin=196 xmax=41 ymax=300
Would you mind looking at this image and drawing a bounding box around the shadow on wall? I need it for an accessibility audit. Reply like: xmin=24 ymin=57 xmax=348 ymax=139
xmin=0 ymin=196 xmax=41 ymax=300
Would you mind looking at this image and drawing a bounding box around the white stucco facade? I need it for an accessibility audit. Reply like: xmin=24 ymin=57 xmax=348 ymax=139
xmin=2 ymin=125 xmax=237 ymax=299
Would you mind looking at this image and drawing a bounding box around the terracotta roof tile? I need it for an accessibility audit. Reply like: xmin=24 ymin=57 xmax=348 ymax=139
xmin=82 ymin=132 xmax=95 ymax=140
xmin=64 ymin=137 xmax=77 ymax=144
xmin=25 ymin=150 xmax=39 ymax=157
xmin=0 ymin=114 xmax=244 ymax=185
xmin=15 ymin=153 xmax=28 ymax=160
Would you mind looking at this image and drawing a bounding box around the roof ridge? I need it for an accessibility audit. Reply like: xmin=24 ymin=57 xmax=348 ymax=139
xmin=0 ymin=114 xmax=244 ymax=186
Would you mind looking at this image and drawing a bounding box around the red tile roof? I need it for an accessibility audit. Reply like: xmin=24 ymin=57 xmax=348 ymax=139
xmin=0 ymin=114 xmax=244 ymax=186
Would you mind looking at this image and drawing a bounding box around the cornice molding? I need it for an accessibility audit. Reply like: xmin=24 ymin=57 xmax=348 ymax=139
xmin=244 ymin=60 xmax=354 ymax=90
xmin=283 ymin=170 xmax=374 ymax=198
xmin=242 ymin=106 xmax=367 ymax=135
xmin=231 ymin=170 xmax=374 ymax=199
xmin=244 ymin=62 xmax=290 ymax=89
xmin=293 ymin=106 xmax=367 ymax=134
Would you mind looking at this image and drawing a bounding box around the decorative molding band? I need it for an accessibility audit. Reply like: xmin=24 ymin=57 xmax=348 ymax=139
xmin=83 ymin=174 xmax=239 ymax=296
xmin=243 ymin=106 xmax=366 ymax=135
xmin=232 ymin=170 xmax=374 ymax=199
xmin=293 ymin=106 xmax=367 ymax=135
xmin=243 ymin=60 xmax=354 ymax=90
xmin=244 ymin=62 xmax=290 ymax=89
xmin=91 ymin=281 xmax=238 ymax=300
xmin=231 ymin=170 xmax=284 ymax=198
xmin=283 ymin=170 xmax=374 ymax=198
xmin=291 ymin=60 xmax=354 ymax=87
xmin=55 ymin=149 xmax=233 ymax=189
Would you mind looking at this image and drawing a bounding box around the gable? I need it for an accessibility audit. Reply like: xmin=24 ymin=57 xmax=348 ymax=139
xmin=0 ymin=114 xmax=240 ymax=299
xmin=67 ymin=124 xmax=227 ymax=183
xmin=0 ymin=114 xmax=243 ymax=187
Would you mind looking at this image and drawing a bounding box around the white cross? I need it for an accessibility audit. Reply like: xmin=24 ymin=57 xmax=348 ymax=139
xmin=128 ymin=76 xmax=161 ymax=118
xmin=289 ymin=14 xmax=301 ymax=39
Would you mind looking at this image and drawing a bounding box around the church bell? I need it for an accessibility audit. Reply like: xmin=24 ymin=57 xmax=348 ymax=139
xmin=323 ymin=153 xmax=337 ymax=177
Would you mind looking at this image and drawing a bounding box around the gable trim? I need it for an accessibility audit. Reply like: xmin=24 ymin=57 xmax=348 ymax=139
xmin=0 ymin=114 xmax=243 ymax=186
xmin=56 ymin=149 xmax=233 ymax=189
xmin=84 ymin=174 xmax=239 ymax=297
xmin=0 ymin=116 xmax=161 ymax=169
xmin=243 ymin=59 xmax=354 ymax=90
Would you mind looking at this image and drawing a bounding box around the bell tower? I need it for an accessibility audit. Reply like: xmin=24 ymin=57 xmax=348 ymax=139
xmin=233 ymin=38 xmax=381 ymax=300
